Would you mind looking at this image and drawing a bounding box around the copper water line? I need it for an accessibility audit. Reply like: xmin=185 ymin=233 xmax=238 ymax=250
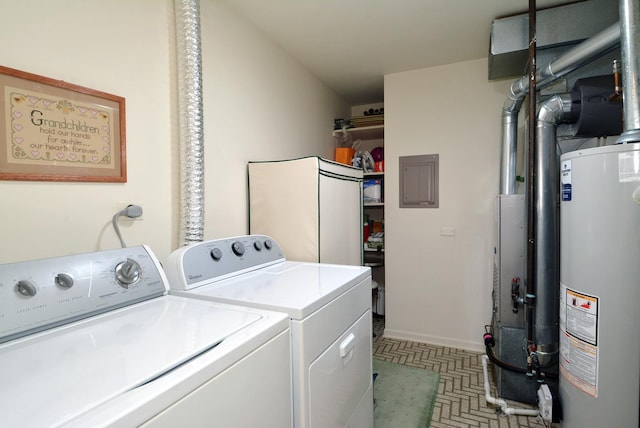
xmin=611 ymin=59 xmax=623 ymax=101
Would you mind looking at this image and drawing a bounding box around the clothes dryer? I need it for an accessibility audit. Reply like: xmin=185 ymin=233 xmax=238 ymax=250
xmin=165 ymin=235 xmax=374 ymax=428
xmin=0 ymin=245 xmax=291 ymax=427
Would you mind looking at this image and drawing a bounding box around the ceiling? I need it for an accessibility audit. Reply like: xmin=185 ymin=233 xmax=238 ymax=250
xmin=223 ymin=0 xmax=577 ymax=105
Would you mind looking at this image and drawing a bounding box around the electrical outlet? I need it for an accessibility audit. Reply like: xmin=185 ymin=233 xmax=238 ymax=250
xmin=440 ymin=226 xmax=455 ymax=237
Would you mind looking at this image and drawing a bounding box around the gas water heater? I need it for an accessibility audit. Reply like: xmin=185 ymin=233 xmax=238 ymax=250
xmin=559 ymin=143 xmax=640 ymax=428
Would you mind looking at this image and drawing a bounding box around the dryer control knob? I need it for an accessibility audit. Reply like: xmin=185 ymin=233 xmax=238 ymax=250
xmin=253 ymin=240 xmax=263 ymax=251
xmin=115 ymin=258 xmax=142 ymax=288
xmin=16 ymin=280 xmax=37 ymax=297
xmin=264 ymin=239 xmax=273 ymax=250
xmin=55 ymin=273 xmax=74 ymax=289
xmin=231 ymin=241 xmax=245 ymax=257
xmin=210 ymin=248 xmax=222 ymax=261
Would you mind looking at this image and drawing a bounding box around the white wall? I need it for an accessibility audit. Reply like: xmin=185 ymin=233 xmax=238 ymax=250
xmin=384 ymin=59 xmax=512 ymax=351
xmin=0 ymin=0 xmax=176 ymax=263
xmin=200 ymin=1 xmax=349 ymax=239
xmin=0 ymin=0 xmax=348 ymax=264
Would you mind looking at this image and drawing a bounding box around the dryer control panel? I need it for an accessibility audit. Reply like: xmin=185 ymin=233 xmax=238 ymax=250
xmin=166 ymin=235 xmax=285 ymax=290
xmin=0 ymin=245 xmax=168 ymax=344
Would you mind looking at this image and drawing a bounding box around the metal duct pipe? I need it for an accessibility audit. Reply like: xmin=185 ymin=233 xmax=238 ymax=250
xmin=537 ymin=24 xmax=622 ymax=87
xmin=533 ymin=93 xmax=573 ymax=366
xmin=500 ymin=79 xmax=526 ymax=195
xmin=500 ymin=22 xmax=621 ymax=194
xmin=617 ymin=0 xmax=640 ymax=144
xmin=500 ymin=109 xmax=520 ymax=195
xmin=174 ymin=0 xmax=205 ymax=246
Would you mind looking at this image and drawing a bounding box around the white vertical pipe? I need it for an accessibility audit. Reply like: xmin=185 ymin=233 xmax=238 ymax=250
xmin=481 ymin=356 xmax=541 ymax=417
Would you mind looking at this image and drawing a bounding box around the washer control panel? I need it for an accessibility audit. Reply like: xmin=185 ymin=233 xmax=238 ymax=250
xmin=166 ymin=235 xmax=285 ymax=290
xmin=0 ymin=245 xmax=167 ymax=343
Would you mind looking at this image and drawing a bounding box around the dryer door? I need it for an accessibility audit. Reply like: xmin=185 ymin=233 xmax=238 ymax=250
xmin=308 ymin=310 xmax=373 ymax=427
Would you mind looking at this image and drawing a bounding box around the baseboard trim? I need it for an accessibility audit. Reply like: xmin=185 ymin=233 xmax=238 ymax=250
xmin=382 ymin=328 xmax=485 ymax=353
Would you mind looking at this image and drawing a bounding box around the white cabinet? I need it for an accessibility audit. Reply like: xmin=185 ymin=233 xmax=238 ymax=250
xmin=248 ymin=157 xmax=363 ymax=266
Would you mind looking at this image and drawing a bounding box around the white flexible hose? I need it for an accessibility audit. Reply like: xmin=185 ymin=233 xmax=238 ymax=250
xmin=481 ymin=355 xmax=540 ymax=417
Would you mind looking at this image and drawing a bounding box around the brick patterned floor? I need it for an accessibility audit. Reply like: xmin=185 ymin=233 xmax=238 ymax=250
xmin=372 ymin=317 xmax=551 ymax=427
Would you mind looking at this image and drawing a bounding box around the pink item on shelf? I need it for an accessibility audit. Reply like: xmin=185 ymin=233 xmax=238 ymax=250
xmin=371 ymin=147 xmax=384 ymax=162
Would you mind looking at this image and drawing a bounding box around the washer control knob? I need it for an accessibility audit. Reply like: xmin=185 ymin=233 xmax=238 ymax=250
xmin=231 ymin=241 xmax=245 ymax=257
xmin=253 ymin=240 xmax=263 ymax=251
xmin=210 ymin=248 xmax=223 ymax=261
xmin=115 ymin=258 xmax=142 ymax=288
xmin=264 ymin=239 xmax=273 ymax=250
xmin=16 ymin=280 xmax=37 ymax=297
xmin=55 ymin=273 xmax=74 ymax=289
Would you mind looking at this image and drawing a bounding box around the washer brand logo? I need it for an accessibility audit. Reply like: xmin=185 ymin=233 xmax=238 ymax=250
xmin=188 ymin=274 xmax=202 ymax=281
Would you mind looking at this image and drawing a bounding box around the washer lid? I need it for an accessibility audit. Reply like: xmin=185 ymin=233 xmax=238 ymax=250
xmin=182 ymin=261 xmax=370 ymax=319
xmin=0 ymin=296 xmax=261 ymax=427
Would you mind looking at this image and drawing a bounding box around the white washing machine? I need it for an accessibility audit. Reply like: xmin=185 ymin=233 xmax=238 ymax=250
xmin=165 ymin=235 xmax=374 ymax=428
xmin=0 ymin=245 xmax=292 ymax=427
